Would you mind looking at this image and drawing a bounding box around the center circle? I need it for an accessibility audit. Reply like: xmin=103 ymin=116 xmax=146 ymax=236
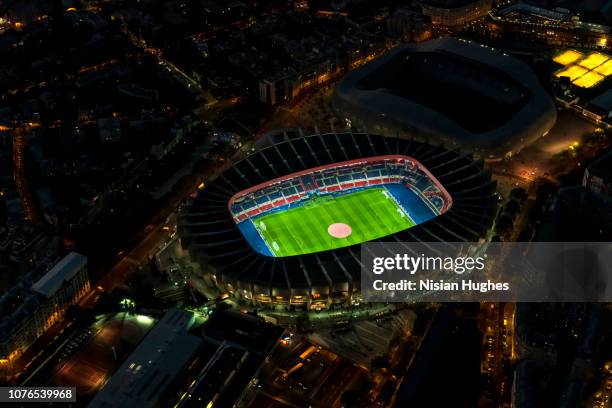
xmin=328 ymin=223 xmax=352 ymax=238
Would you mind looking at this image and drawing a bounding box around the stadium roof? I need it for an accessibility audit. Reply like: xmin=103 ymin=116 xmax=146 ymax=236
xmin=31 ymin=252 xmax=87 ymax=298
xmin=88 ymin=308 xmax=201 ymax=408
xmin=333 ymin=38 xmax=557 ymax=154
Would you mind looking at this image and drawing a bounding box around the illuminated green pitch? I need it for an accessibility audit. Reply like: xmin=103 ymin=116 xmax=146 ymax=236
xmin=254 ymin=188 xmax=415 ymax=257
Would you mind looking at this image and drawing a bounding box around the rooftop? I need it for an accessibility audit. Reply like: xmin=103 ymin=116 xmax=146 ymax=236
xmin=203 ymin=309 xmax=284 ymax=354
xmin=589 ymin=88 xmax=612 ymax=112
xmin=0 ymin=287 xmax=42 ymax=342
xmin=31 ymin=252 xmax=87 ymax=298
xmin=88 ymin=308 xmax=201 ymax=408
xmin=0 ymin=222 xmax=47 ymax=260
xmin=495 ymin=4 xmax=612 ymax=34
xmin=423 ymin=0 xmax=488 ymax=9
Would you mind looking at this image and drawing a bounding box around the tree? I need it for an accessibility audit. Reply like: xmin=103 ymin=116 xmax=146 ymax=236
xmin=340 ymin=390 xmax=360 ymax=408
xmin=495 ymin=214 xmax=514 ymax=237
xmin=371 ymin=354 xmax=390 ymax=370
xmin=510 ymin=187 xmax=528 ymax=203
xmin=295 ymin=313 xmax=311 ymax=333
xmin=504 ymin=200 xmax=521 ymax=219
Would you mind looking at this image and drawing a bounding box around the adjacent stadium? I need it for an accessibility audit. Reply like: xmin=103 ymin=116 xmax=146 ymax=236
xmin=180 ymin=132 xmax=496 ymax=309
xmin=333 ymin=38 xmax=557 ymax=156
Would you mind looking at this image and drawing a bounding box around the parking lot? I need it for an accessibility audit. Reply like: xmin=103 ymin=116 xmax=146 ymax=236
xmin=51 ymin=313 xmax=154 ymax=395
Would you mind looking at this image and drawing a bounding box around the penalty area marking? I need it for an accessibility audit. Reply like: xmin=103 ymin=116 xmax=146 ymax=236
xmin=328 ymin=223 xmax=352 ymax=238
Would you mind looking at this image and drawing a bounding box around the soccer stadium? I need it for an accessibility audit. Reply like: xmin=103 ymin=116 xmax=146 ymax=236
xmin=333 ymin=38 xmax=557 ymax=157
xmin=229 ymin=155 xmax=452 ymax=257
xmin=179 ymin=132 xmax=497 ymax=309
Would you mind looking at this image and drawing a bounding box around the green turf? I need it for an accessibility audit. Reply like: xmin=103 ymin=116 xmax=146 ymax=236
xmin=254 ymin=188 xmax=415 ymax=257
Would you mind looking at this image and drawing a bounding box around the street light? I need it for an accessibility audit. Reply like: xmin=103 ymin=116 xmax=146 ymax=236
xmin=119 ymin=298 xmax=136 ymax=311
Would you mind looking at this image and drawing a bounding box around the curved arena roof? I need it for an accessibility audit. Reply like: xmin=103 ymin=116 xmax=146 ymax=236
xmin=179 ymin=132 xmax=497 ymax=302
xmin=333 ymin=38 xmax=557 ymax=155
